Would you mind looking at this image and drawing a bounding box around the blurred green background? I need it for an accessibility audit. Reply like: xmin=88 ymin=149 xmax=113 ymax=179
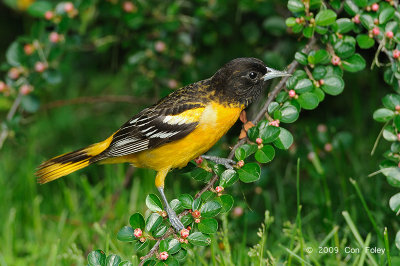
xmin=0 ymin=0 xmax=398 ymax=265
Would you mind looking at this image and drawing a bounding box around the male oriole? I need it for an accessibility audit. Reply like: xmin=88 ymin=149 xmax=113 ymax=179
xmin=35 ymin=57 xmax=289 ymax=232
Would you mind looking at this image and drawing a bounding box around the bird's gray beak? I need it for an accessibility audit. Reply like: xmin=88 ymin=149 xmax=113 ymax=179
xmin=262 ymin=67 xmax=291 ymax=81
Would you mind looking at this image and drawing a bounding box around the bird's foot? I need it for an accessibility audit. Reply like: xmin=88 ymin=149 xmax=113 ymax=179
xmin=166 ymin=207 xmax=185 ymax=232
xmin=201 ymin=155 xmax=236 ymax=169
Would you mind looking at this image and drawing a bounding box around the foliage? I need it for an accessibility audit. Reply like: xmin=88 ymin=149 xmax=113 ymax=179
xmin=2 ymin=0 xmax=400 ymax=265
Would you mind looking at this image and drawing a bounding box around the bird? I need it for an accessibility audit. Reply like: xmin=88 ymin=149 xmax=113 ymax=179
xmin=35 ymin=57 xmax=289 ymax=232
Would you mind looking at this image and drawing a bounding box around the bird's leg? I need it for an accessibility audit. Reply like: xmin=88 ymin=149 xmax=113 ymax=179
xmin=201 ymin=155 xmax=236 ymax=169
xmin=155 ymin=168 xmax=184 ymax=232
xmin=157 ymin=186 xmax=184 ymax=232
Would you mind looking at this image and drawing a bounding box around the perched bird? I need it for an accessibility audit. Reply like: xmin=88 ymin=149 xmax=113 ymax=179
xmin=35 ymin=57 xmax=289 ymax=232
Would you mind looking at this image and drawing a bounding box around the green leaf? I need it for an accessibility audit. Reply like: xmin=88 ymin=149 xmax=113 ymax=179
xmin=344 ymin=0 xmax=360 ymax=16
xmin=105 ymin=254 xmax=121 ymax=266
xmin=153 ymin=223 xmax=169 ymax=238
xmin=168 ymin=239 xmax=181 ymax=254
xmin=312 ymin=65 xmax=327 ymax=80
xmin=134 ymin=240 xmax=149 ymax=252
xmin=198 ymin=218 xmax=218 ymax=234
xmin=353 ymin=0 xmax=368 ymax=7
xmin=373 ymin=108 xmax=395 ymax=122
xmin=381 ymin=166 xmax=400 ymax=188
xmin=259 ymin=122 xmax=281 ymax=143
xmin=21 ymin=95 xmax=40 ymax=113
xmin=201 ymin=191 xmax=215 ymax=202
xmin=273 ymin=128 xmax=294 ymax=150
xmin=255 ymin=145 xmax=275 ymax=163
xmin=235 ymin=144 xmax=258 ymax=160
xmin=88 ymin=250 xmax=106 ymax=266
xmin=286 ymin=17 xmax=296 ymax=27
xmin=146 ymin=194 xmax=163 ymax=212
xmin=303 ymin=26 xmax=314 ymax=38
xmin=200 ymin=200 xmax=222 ymax=218
xmin=119 ymin=261 xmax=133 ymax=266
xmin=379 ymin=5 xmax=395 ymax=24
xmin=342 ymin=54 xmax=366 ymax=72
xmin=219 ymin=169 xmax=239 ymax=188
xmin=179 ymin=194 xmax=193 ymax=209
xmin=390 ymin=193 xmax=400 ymax=213
xmin=360 ymin=14 xmax=374 ymax=29
xmin=192 ymin=197 xmax=202 ymax=211
xmin=174 ymin=249 xmax=188 ymax=261
xmin=314 ymin=87 xmax=325 ymax=102
xmin=191 ymin=168 xmax=212 ymax=182
xmin=321 ymin=76 xmax=344 ymax=96
xmin=294 ymin=78 xmax=313 ymax=93
xmin=238 ymin=163 xmax=261 ymax=183
xmin=334 ymin=39 xmax=355 ymax=59
xmin=170 ymin=199 xmax=182 ymax=213
xmin=280 ymin=104 xmax=299 ymax=123
xmin=181 ymin=214 xmax=193 ymax=226
xmin=159 ymin=240 xmax=168 ymax=252
xmin=382 ymin=94 xmax=400 ymax=110
xmin=145 ymin=213 xmax=163 ymax=232
xmin=356 ymin=34 xmax=375 ymax=49
xmin=129 ymin=213 xmax=145 ymax=230
xmin=287 ymin=0 xmax=305 ymax=13
xmin=332 ymin=18 xmax=354 ymax=33
xmin=297 ymin=92 xmax=319 ymax=110
xmin=27 ymin=1 xmax=52 ymax=17
xmin=295 ymin=52 xmax=308 ymax=65
xmin=117 ymin=226 xmax=135 ymax=242
xmin=315 ymin=10 xmax=337 ymax=26
xmin=219 ymin=194 xmax=234 ymax=213
xmin=187 ymin=232 xmax=211 ymax=246
xmin=383 ymin=126 xmax=397 ymax=142
xmin=6 ymin=41 xmax=22 ymax=67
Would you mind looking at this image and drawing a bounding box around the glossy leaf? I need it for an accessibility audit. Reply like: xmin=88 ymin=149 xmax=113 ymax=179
xmin=280 ymin=104 xmax=299 ymax=123
xmin=389 ymin=193 xmax=400 ymax=213
xmin=179 ymin=194 xmax=193 ymax=209
xmin=187 ymin=232 xmax=211 ymax=246
xmin=342 ymin=54 xmax=366 ymax=72
xmin=105 ymin=254 xmax=121 ymax=266
xmin=146 ymin=194 xmax=163 ymax=212
xmin=200 ymin=200 xmax=222 ymax=218
xmin=198 ymin=218 xmax=218 ymax=234
xmin=129 ymin=213 xmax=145 ymax=230
xmin=27 ymin=1 xmax=52 ymax=17
xmin=145 ymin=213 xmax=163 ymax=232
xmin=321 ymin=76 xmax=344 ymax=96
xmin=297 ymin=92 xmax=319 ymax=110
xmin=294 ymin=78 xmax=313 ymax=93
xmin=287 ymin=0 xmax=305 ymax=13
xmin=382 ymin=94 xmax=400 ymax=110
xmin=315 ymin=10 xmax=337 ymax=26
xmin=168 ymin=239 xmax=181 ymax=254
xmin=373 ymin=108 xmax=394 ymax=122
xmin=117 ymin=226 xmax=135 ymax=242
xmin=238 ymin=163 xmax=261 ymax=183
xmin=219 ymin=169 xmax=239 ymax=188
xmin=255 ymin=145 xmax=275 ymax=163
xmin=134 ymin=240 xmax=149 ymax=252
xmin=273 ymin=128 xmax=294 ymax=150
xmin=356 ymin=34 xmax=375 ymax=49
xmin=379 ymin=5 xmax=395 ymax=24
xmin=88 ymin=250 xmax=106 ymax=266
xmin=219 ymin=194 xmax=234 ymax=213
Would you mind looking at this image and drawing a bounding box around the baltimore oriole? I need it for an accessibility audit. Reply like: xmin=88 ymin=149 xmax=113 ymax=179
xmin=35 ymin=57 xmax=289 ymax=232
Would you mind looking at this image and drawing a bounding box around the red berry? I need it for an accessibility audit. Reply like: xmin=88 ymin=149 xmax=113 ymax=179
xmin=187 ymin=226 xmax=191 ymax=231
xmin=256 ymin=138 xmax=263 ymax=145
xmin=139 ymin=237 xmax=146 ymax=242
xmin=159 ymin=251 xmax=168 ymax=260
xmin=269 ymin=120 xmax=280 ymax=127
xmin=49 ymin=32 xmax=60 ymax=43
xmin=295 ymin=17 xmax=301 ymax=24
xmin=319 ymin=79 xmax=324 ymax=86
xmin=0 ymin=81 xmax=6 ymax=92
xmin=393 ymin=49 xmax=400 ymax=59
xmin=324 ymin=143 xmax=333 ymax=152
xmin=372 ymin=27 xmax=380 ymax=36
xmin=288 ymin=89 xmax=296 ymax=98
xmin=20 ymin=84 xmax=32 ymax=95
xmin=397 ymin=133 xmax=400 ymax=141
xmin=179 ymin=238 xmax=185 ymax=243
xmin=44 ymin=11 xmax=54 ymax=20
xmin=35 ymin=62 xmax=47 ymax=73
xmin=237 ymin=160 xmax=244 ymax=168
xmin=386 ymin=31 xmax=394 ymax=38
xmin=396 ymin=105 xmax=400 ymax=111
xmin=134 ymin=228 xmax=142 ymax=238
xmin=123 ymin=1 xmax=136 ymax=12
xmin=64 ymin=2 xmax=74 ymax=13
xmin=194 ymin=157 xmax=203 ymax=164
xmin=24 ymin=44 xmax=34 ymax=55
xmin=155 ymin=41 xmax=166 ymax=52
xmin=215 ymin=186 xmax=224 ymax=193
xmin=8 ymin=68 xmax=20 ymax=80
xmin=180 ymin=228 xmax=189 ymax=238
xmin=353 ymin=14 xmax=360 ymax=24
xmin=192 ymin=210 xmax=201 ymax=218
xmin=194 ymin=218 xmax=201 ymax=223
xmin=372 ymin=3 xmax=379 ymax=11
xmin=331 ymin=55 xmax=341 ymax=66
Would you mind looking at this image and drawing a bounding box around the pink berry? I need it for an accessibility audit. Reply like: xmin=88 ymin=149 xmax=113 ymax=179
xmin=353 ymin=14 xmax=360 ymax=24
xmin=195 ymin=157 xmax=203 ymax=164
xmin=192 ymin=210 xmax=201 ymax=218
xmin=317 ymin=124 xmax=327 ymax=133
xmin=168 ymin=79 xmax=178 ymax=89
xmin=270 ymin=120 xmax=280 ymax=127
xmin=237 ymin=160 xmax=244 ymax=167
xmin=233 ymin=206 xmax=243 ymax=217
xmin=331 ymin=55 xmax=341 ymax=66
xmin=180 ymin=228 xmax=189 ymax=238
xmin=398 ymin=161 xmax=400 ymax=168
xmin=0 ymin=81 xmax=6 ymax=92
xmin=35 ymin=62 xmax=47 ymax=73
xmin=123 ymin=1 xmax=135 ymax=12
xmin=319 ymin=79 xmax=324 ymax=85
xmin=295 ymin=17 xmax=301 ymax=24
xmin=307 ymin=152 xmax=315 ymax=161
xmin=8 ymin=68 xmax=20 ymax=80
xmin=386 ymin=31 xmax=394 ymax=38
xmin=396 ymin=105 xmax=400 ymax=111
xmin=179 ymin=238 xmax=185 ymax=243
xmin=372 ymin=3 xmax=379 ymax=11
xmin=64 ymin=2 xmax=74 ymax=12
xmin=324 ymin=143 xmax=333 ymax=152
xmin=397 ymin=133 xmax=400 ymax=141
xmin=20 ymin=84 xmax=32 ymax=95
xmin=372 ymin=27 xmax=380 ymax=36
xmin=159 ymin=251 xmax=168 ymax=260
xmin=44 ymin=11 xmax=53 ymax=20
xmin=24 ymin=44 xmax=34 ymax=55
xmin=155 ymin=41 xmax=166 ymax=52
xmin=393 ymin=49 xmax=400 ymax=59
xmin=139 ymin=237 xmax=146 ymax=242
xmin=49 ymin=32 xmax=60 ymax=43
xmin=194 ymin=218 xmax=201 ymax=223
xmin=134 ymin=228 xmax=142 ymax=238
xmin=288 ymin=89 xmax=296 ymax=98
xmin=215 ymin=186 xmax=224 ymax=193
xmin=256 ymin=138 xmax=263 ymax=145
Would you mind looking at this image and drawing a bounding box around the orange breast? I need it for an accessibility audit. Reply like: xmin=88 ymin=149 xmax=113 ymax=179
xmin=128 ymin=102 xmax=243 ymax=171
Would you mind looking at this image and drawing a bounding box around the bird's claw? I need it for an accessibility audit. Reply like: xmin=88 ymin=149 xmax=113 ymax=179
xmin=201 ymin=155 xmax=236 ymax=169
xmin=166 ymin=207 xmax=185 ymax=232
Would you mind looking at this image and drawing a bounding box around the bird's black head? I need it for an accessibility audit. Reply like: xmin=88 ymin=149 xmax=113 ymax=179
xmin=211 ymin=57 xmax=289 ymax=107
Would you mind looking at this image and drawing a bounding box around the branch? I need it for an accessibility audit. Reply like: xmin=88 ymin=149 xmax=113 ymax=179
xmin=137 ymin=36 xmax=317 ymax=264
xmin=0 ymin=94 xmax=22 ymax=149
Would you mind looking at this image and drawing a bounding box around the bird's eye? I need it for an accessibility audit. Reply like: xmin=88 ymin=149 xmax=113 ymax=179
xmin=249 ymin=72 xmax=257 ymax=79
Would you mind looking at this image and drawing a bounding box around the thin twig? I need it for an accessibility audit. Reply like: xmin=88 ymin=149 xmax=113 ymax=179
xmin=138 ymin=36 xmax=318 ymax=264
xmin=0 ymin=94 xmax=22 ymax=149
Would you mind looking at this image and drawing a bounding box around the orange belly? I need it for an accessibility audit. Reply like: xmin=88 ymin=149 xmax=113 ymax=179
xmin=123 ymin=102 xmax=243 ymax=171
